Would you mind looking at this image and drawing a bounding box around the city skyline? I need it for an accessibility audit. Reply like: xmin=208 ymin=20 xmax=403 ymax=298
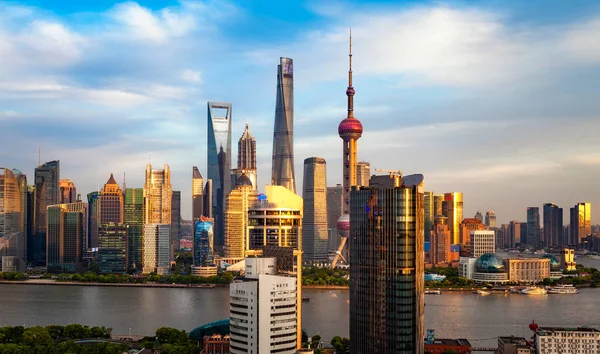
xmin=1 ymin=0 xmax=600 ymax=223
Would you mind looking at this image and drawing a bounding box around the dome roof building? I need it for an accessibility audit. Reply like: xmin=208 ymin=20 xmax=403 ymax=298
xmin=541 ymin=254 xmax=560 ymax=271
xmin=476 ymin=253 xmax=506 ymax=273
xmin=234 ymin=173 xmax=253 ymax=188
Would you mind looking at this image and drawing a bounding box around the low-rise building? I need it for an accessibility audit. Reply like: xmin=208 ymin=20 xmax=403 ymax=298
xmin=458 ymin=257 xmax=477 ymax=280
xmin=504 ymin=258 xmax=550 ymax=283
xmin=424 ymin=338 xmax=472 ymax=353
xmin=561 ymin=248 xmax=576 ymax=271
xmin=191 ymin=265 xmax=218 ymax=277
xmin=498 ymin=336 xmax=533 ymax=354
xmin=202 ymin=334 xmax=230 ymax=354
xmin=535 ymin=326 xmax=600 ymax=354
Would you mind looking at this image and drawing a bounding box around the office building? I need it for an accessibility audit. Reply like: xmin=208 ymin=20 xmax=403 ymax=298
xmin=98 ymin=223 xmax=128 ymax=274
xmin=355 ymin=161 xmax=370 ymax=187
xmin=498 ymin=336 xmax=533 ymax=354
xmin=507 ymin=221 xmax=521 ymax=247
xmin=59 ymin=179 xmax=77 ymax=204
xmin=143 ymin=224 xmax=170 ymax=275
xmin=543 ymin=203 xmax=563 ymax=247
xmin=520 ymin=221 xmax=528 ymax=245
xmin=527 ymin=207 xmax=540 ymax=247
xmin=350 ymin=173 xmax=424 ymax=354
xmin=224 ymin=176 xmax=258 ymax=258
xmin=471 ymin=253 xmax=509 ymax=284
xmin=271 ymin=57 xmax=296 ymax=193
xmin=326 ymin=185 xmax=343 ymax=252
xmin=171 ymin=190 xmax=181 ymax=257
xmin=124 ymin=188 xmax=144 ymax=271
xmin=33 ymin=160 xmax=60 ymax=265
xmin=534 ymin=327 xmax=600 ymax=354
xmin=46 ymin=202 xmax=86 ymax=272
xmin=87 ymin=192 xmax=99 ymax=249
xmin=424 ymin=192 xmax=434 ymax=238
xmin=430 ymin=215 xmax=451 ymax=265
xmin=203 ymin=334 xmax=230 ymax=354
xmin=470 ymin=230 xmax=496 ymax=258
xmin=570 ymin=202 xmax=591 ymax=246
xmin=485 ymin=210 xmax=497 ymax=228
xmin=194 ymin=218 xmax=214 ymax=266
xmin=207 ymin=101 xmax=232 ymax=251
xmin=232 ymin=124 xmax=257 ymax=190
xmin=143 ymin=164 xmax=172 ymax=225
xmin=460 ymin=218 xmax=485 ymax=245
xmin=302 ymin=157 xmax=328 ymax=263
xmin=203 ymin=179 xmax=213 ymax=218
xmin=192 ymin=166 xmax=204 ymax=221
xmin=561 ymin=248 xmax=576 ymax=271
xmin=433 ymin=194 xmax=444 ymax=218
xmin=442 ymin=192 xmax=463 ymax=245
xmin=425 ymin=331 xmax=472 ymax=354
xmin=505 ymin=258 xmax=550 ymax=283
xmin=458 ymin=257 xmax=478 ymax=280
xmin=246 ymin=185 xmax=303 ymax=348
xmin=474 ymin=211 xmax=483 ymax=223
xmin=229 ymin=257 xmax=297 ymax=354
xmin=99 ymin=173 xmax=124 ymax=225
xmin=0 ymin=168 xmax=26 ymax=264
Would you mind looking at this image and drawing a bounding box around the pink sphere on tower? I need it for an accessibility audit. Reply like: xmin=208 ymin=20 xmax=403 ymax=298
xmin=337 ymin=214 xmax=350 ymax=238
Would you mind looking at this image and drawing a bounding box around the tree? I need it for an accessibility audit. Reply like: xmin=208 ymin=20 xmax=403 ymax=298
xmin=155 ymin=327 xmax=188 ymax=344
xmin=22 ymin=326 xmax=53 ymax=347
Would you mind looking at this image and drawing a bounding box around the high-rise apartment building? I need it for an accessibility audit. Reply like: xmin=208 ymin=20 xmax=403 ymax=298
xmin=98 ymin=223 xmax=128 ymax=274
xmin=171 ymin=190 xmax=181 ymax=258
xmin=543 ymin=203 xmax=563 ymax=247
xmin=46 ymin=202 xmax=86 ymax=272
xmin=355 ymin=161 xmax=370 ymax=187
xmin=59 ymin=179 xmax=77 ymax=204
xmin=207 ymin=101 xmax=232 ymax=252
xmin=570 ymin=202 xmax=591 ymax=246
xmin=124 ymin=188 xmax=144 ymax=271
xmin=485 ymin=210 xmax=497 ymax=228
xmin=302 ymin=157 xmax=328 ymax=263
xmin=0 ymin=168 xmax=26 ymax=264
xmin=470 ymin=230 xmax=496 ymax=258
xmin=87 ymin=192 xmax=99 ymax=249
xmin=143 ymin=224 xmax=170 ymax=275
xmin=442 ymin=192 xmax=463 ymax=245
xmin=229 ymin=257 xmax=297 ymax=354
xmin=430 ymin=215 xmax=451 ymax=265
xmin=192 ymin=166 xmax=204 ymax=221
xmin=224 ymin=176 xmax=258 ymax=258
xmin=33 ymin=160 xmax=60 ymax=265
xmin=527 ymin=207 xmax=541 ymax=247
xmin=232 ymin=124 xmax=257 ymax=190
xmin=271 ymin=57 xmax=296 ymax=193
xmin=99 ymin=173 xmax=124 ymax=225
xmin=350 ymin=173 xmax=424 ymax=354
xmin=424 ymin=192 xmax=434 ymax=237
xmin=326 ymin=185 xmax=343 ymax=252
xmin=194 ymin=218 xmax=214 ymax=266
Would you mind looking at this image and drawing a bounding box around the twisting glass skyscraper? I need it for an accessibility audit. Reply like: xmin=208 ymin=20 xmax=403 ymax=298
xmin=271 ymin=57 xmax=296 ymax=193
xmin=207 ymin=101 xmax=232 ymax=251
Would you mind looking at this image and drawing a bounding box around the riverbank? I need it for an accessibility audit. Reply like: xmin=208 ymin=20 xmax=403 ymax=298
xmin=0 ymin=280 xmax=351 ymax=289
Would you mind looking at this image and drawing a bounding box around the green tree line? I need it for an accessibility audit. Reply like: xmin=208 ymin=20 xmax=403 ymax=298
xmin=302 ymin=267 xmax=349 ymax=286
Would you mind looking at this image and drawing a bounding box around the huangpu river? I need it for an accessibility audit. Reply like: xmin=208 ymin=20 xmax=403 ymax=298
xmin=1 ymin=257 xmax=599 ymax=349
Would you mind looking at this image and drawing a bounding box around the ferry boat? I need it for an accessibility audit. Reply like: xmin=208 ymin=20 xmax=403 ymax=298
xmin=521 ymin=286 xmax=547 ymax=295
xmin=425 ymin=290 xmax=442 ymax=295
xmin=548 ymin=284 xmax=579 ymax=294
xmin=534 ymin=250 xmax=546 ymax=255
xmin=585 ymin=252 xmax=600 ymax=260
xmin=473 ymin=290 xmax=490 ymax=296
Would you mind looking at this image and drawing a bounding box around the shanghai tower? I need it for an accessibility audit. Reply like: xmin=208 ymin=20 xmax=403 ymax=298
xmin=271 ymin=57 xmax=296 ymax=193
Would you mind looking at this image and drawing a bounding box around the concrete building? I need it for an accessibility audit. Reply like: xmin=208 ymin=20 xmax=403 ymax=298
xmin=98 ymin=223 xmax=128 ymax=274
xmin=33 ymin=160 xmax=60 ymax=265
xmin=0 ymin=168 xmax=26 ymax=266
xmin=326 ymin=185 xmax=343 ymax=253
xmin=202 ymin=334 xmax=230 ymax=354
xmin=229 ymin=257 xmax=297 ymax=354
xmin=534 ymin=327 xmax=600 ymax=354
xmin=504 ymin=258 xmax=550 ymax=283
xmin=142 ymin=224 xmax=170 ymax=275
xmin=355 ymin=161 xmax=370 ymax=187
xmin=99 ymin=174 xmax=123 ymax=225
xmin=46 ymin=202 xmax=86 ymax=272
xmin=485 ymin=210 xmax=497 ymax=228
xmin=424 ymin=335 xmax=472 ymax=354
xmin=224 ymin=177 xmax=258 ymax=258
xmin=124 ymin=188 xmax=144 ymax=272
xmin=430 ymin=215 xmax=451 ymax=265
xmin=171 ymin=190 xmax=181 ymax=258
xmin=561 ymin=248 xmax=576 ymax=271
xmin=470 ymin=230 xmax=496 ymax=258
xmin=543 ymin=203 xmax=563 ymax=247
xmin=192 ymin=166 xmax=204 ymax=222
xmin=458 ymin=257 xmax=477 ymax=280
xmin=59 ymin=179 xmax=77 ymax=204
xmin=527 ymin=207 xmax=541 ymax=247
xmin=498 ymin=336 xmax=533 ymax=354
xmin=350 ymin=173 xmax=424 ymax=354
xmin=302 ymin=157 xmax=328 ymax=263
xmin=1 ymin=256 xmax=25 ymax=273
xmin=460 ymin=218 xmax=485 ymax=246
xmin=508 ymin=221 xmax=521 ymax=247
xmin=442 ymin=192 xmax=463 ymax=245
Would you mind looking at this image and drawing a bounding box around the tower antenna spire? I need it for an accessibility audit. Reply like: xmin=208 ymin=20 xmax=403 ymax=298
xmin=347 ymin=27 xmax=354 ymax=118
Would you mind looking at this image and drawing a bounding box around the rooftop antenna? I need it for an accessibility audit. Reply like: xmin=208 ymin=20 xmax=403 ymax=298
xmin=123 ymin=172 xmax=127 ymax=190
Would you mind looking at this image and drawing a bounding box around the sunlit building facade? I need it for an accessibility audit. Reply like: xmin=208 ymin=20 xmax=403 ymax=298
xmin=442 ymin=192 xmax=463 ymax=245
xmin=124 ymin=188 xmax=144 ymax=271
xmin=470 ymin=230 xmax=496 ymax=258
xmin=33 ymin=160 xmax=60 ymax=265
xmin=271 ymin=57 xmax=296 ymax=193
xmin=460 ymin=218 xmax=485 ymax=245
xmin=224 ymin=177 xmax=258 ymax=258
xmin=350 ymin=173 xmax=425 ymax=354
xmin=356 ymin=161 xmax=370 ymax=187
xmin=192 ymin=166 xmax=204 ymax=221
xmin=207 ymin=101 xmax=232 ymax=251
xmin=143 ymin=224 xmax=170 ymax=275
xmin=59 ymin=179 xmax=77 ymax=204
xmin=143 ymin=164 xmax=172 ymax=225
xmin=485 ymin=210 xmax=497 ymax=228
xmin=302 ymin=157 xmax=328 ymax=263
xmin=232 ymin=124 xmax=257 ymax=190
xmin=0 ymin=168 xmax=26 ymax=264
xmin=46 ymin=202 xmax=86 ymax=272
xmin=570 ymin=202 xmax=591 ymax=246
xmin=99 ymin=173 xmax=124 ymax=225
xmin=430 ymin=215 xmax=451 ymax=265
xmin=194 ymin=218 xmax=214 ymax=266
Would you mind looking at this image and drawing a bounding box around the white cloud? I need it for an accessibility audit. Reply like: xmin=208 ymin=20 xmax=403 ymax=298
xmin=181 ymin=69 xmax=203 ymax=83
xmin=562 ymin=18 xmax=600 ymax=62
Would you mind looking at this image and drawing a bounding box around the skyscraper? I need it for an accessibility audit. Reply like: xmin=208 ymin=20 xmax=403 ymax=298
xmin=527 ymin=207 xmax=541 ymax=247
xmin=59 ymin=179 xmax=77 ymax=204
xmin=99 ymin=173 xmax=124 ymax=225
xmin=485 ymin=210 xmax=497 ymax=228
xmin=98 ymin=223 xmax=128 ymax=274
xmin=543 ymin=203 xmax=563 ymax=247
xmin=271 ymin=57 xmax=296 ymax=193
xmin=124 ymin=188 xmax=144 ymax=271
xmin=474 ymin=211 xmax=484 ymax=223
xmin=192 ymin=166 xmax=204 ymax=222
xmin=570 ymin=202 xmax=591 ymax=246
xmin=433 ymin=194 xmax=444 ymax=217
xmin=194 ymin=218 xmax=214 ymax=266
xmin=207 ymin=101 xmax=232 ymax=252
xmin=326 ymin=184 xmax=343 ymax=252
xmin=356 ymin=161 xmax=370 ymax=187
xmin=224 ymin=176 xmax=258 ymax=258
xmin=333 ymin=32 xmax=363 ymax=269
xmin=203 ymin=179 xmax=213 ymax=218
xmin=424 ymin=191 xmax=434 ymax=237
xmin=87 ymin=192 xmax=99 ymax=249
xmin=33 ymin=160 xmax=60 ymax=265
xmin=442 ymin=192 xmax=463 ymax=245
xmin=46 ymin=202 xmax=86 ymax=272
xmin=171 ymin=190 xmax=181 ymax=259
xmin=0 ymin=168 xmax=26 ymax=264
xmin=430 ymin=215 xmax=450 ymax=265
xmin=508 ymin=221 xmax=521 ymax=247
xmin=470 ymin=230 xmax=496 ymax=258
xmin=143 ymin=224 xmax=170 ymax=275
xmin=350 ymin=173 xmax=424 ymax=354
xmin=232 ymin=124 xmax=257 ymax=190
xmin=143 ymin=164 xmax=172 ymax=225
xmin=302 ymin=157 xmax=328 ymax=263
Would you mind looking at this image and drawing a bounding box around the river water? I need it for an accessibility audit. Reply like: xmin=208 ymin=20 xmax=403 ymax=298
xmin=1 ymin=257 xmax=599 ymax=349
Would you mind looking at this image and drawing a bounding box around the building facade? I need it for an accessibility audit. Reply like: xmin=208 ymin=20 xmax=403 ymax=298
xmin=229 ymin=257 xmax=297 ymax=354
xmin=0 ymin=168 xmax=26 ymax=265
xmin=46 ymin=202 xmax=86 ymax=272
xmin=508 ymin=221 xmax=521 ymax=247
xmin=534 ymin=327 xmax=600 ymax=354
xmin=99 ymin=173 xmax=124 ymax=225
xmin=207 ymin=101 xmax=232 ymax=252
xmin=232 ymin=124 xmax=257 ymax=190
xmin=527 ymin=207 xmax=541 ymax=247
xmin=470 ymin=230 xmax=496 ymax=258
xmin=142 ymin=224 xmax=170 ymax=275
xmin=124 ymin=188 xmax=144 ymax=271
xmin=442 ymin=192 xmax=463 ymax=245
xmin=498 ymin=336 xmax=534 ymax=354
xmin=430 ymin=215 xmax=451 ymax=265
xmin=424 ymin=192 xmax=434 ymax=238
xmin=272 ymin=57 xmax=296 ymax=193
xmin=504 ymin=258 xmax=550 ymax=283
xmin=224 ymin=179 xmax=258 ymax=258
xmin=561 ymin=248 xmax=576 ymax=271
xmin=350 ymin=173 xmax=425 ymax=354
xmin=34 ymin=160 xmax=60 ymax=265
xmin=460 ymin=218 xmax=485 ymax=246
xmin=192 ymin=166 xmax=204 ymax=221
xmin=485 ymin=210 xmax=497 ymax=228
xmin=194 ymin=218 xmax=214 ymax=266
xmin=98 ymin=223 xmax=128 ymax=274
xmin=326 ymin=185 xmax=343 ymax=253
xmin=59 ymin=179 xmax=77 ymax=204
xmin=143 ymin=164 xmax=172 ymax=225
xmin=355 ymin=161 xmax=370 ymax=187
xmin=171 ymin=190 xmax=181 ymax=259
xmin=302 ymin=157 xmax=328 ymax=263
xmin=87 ymin=192 xmax=99 ymax=249
xmin=570 ymin=202 xmax=591 ymax=246
xmin=543 ymin=203 xmax=563 ymax=247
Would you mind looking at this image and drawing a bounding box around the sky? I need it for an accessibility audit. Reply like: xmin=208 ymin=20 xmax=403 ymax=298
xmin=1 ymin=0 xmax=599 ymax=224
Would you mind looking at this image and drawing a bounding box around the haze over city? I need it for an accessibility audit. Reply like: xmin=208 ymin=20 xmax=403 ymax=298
xmin=1 ymin=0 xmax=599 ymax=223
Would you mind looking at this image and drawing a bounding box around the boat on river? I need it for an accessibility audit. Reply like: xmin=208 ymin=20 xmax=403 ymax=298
xmin=473 ymin=290 xmax=490 ymax=296
xmin=521 ymin=286 xmax=547 ymax=295
xmin=425 ymin=290 xmax=441 ymax=295
xmin=548 ymin=284 xmax=578 ymax=294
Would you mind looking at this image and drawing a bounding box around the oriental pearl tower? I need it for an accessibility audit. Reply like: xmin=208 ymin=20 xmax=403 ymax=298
xmin=332 ymin=29 xmax=362 ymax=269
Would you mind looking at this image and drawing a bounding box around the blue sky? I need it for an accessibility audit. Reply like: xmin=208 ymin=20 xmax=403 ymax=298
xmin=1 ymin=0 xmax=600 ymax=223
